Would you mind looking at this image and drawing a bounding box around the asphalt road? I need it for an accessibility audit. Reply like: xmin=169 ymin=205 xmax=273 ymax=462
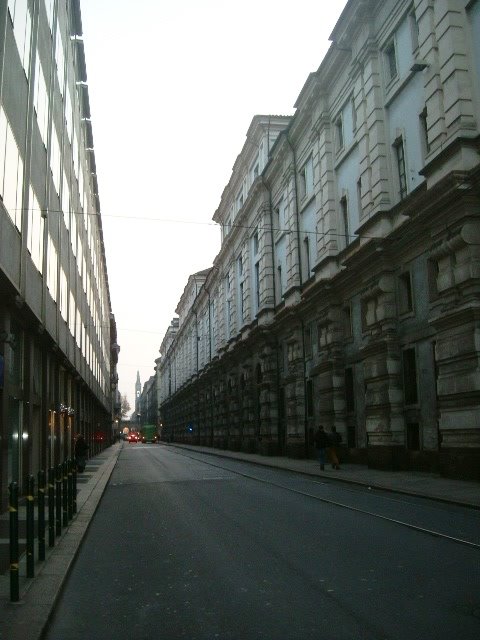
xmin=43 ymin=444 xmax=480 ymax=640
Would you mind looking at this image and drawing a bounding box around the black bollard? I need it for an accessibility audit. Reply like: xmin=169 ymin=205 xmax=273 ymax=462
xmin=72 ymin=460 xmax=77 ymax=515
xmin=67 ymin=458 xmax=73 ymax=520
xmin=56 ymin=464 xmax=62 ymax=535
xmin=38 ymin=470 xmax=46 ymax=561
xmin=62 ymin=460 xmax=68 ymax=527
xmin=26 ymin=475 xmax=35 ymax=578
xmin=48 ymin=467 xmax=55 ymax=547
xmin=9 ymin=482 xmax=19 ymax=602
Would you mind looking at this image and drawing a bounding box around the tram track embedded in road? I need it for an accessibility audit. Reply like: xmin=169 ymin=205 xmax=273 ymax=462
xmin=173 ymin=449 xmax=480 ymax=551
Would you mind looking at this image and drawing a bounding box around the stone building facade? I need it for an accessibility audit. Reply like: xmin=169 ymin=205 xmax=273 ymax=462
xmin=158 ymin=0 xmax=480 ymax=480
xmin=0 ymin=0 xmax=117 ymax=510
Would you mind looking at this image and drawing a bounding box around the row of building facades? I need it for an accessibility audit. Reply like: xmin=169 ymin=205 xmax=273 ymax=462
xmin=138 ymin=0 xmax=480 ymax=481
xmin=0 ymin=0 xmax=119 ymax=512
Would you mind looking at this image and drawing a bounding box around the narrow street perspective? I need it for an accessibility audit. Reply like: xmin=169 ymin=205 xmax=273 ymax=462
xmin=1 ymin=0 xmax=480 ymax=639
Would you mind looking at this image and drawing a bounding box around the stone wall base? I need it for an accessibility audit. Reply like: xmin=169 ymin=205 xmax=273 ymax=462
xmin=241 ymin=439 xmax=257 ymax=453
xmin=367 ymin=446 xmax=480 ymax=481
xmin=258 ymin=441 xmax=280 ymax=456
xmin=439 ymin=449 xmax=480 ymax=482
xmin=286 ymin=442 xmax=308 ymax=459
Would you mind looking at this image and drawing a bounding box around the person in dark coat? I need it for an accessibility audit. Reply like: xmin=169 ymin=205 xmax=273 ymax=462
xmin=328 ymin=426 xmax=342 ymax=470
xmin=74 ymin=434 xmax=89 ymax=473
xmin=314 ymin=425 xmax=330 ymax=471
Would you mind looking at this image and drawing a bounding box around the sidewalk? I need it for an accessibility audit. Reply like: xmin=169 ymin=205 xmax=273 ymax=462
xmin=0 ymin=441 xmax=478 ymax=640
xmin=0 ymin=443 xmax=122 ymax=640
xmin=167 ymin=443 xmax=480 ymax=509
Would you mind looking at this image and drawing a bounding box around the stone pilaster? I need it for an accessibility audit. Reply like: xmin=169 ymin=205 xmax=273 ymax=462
xmin=284 ymin=327 xmax=307 ymax=457
xmin=360 ymin=273 xmax=405 ymax=469
xmin=363 ymin=53 xmax=391 ymax=214
xmin=429 ymin=219 xmax=480 ymax=476
xmin=315 ymin=306 xmax=347 ymax=440
xmin=258 ymin=344 xmax=280 ymax=455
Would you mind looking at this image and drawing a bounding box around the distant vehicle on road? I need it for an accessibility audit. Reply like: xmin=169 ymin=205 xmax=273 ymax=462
xmin=128 ymin=433 xmax=138 ymax=443
xmin=140 ymin=424 xmax=158 ymax=444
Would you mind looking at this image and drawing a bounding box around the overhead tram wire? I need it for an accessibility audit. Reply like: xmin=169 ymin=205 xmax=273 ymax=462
xmin=20 ymin=205 xmax=396 ymax=243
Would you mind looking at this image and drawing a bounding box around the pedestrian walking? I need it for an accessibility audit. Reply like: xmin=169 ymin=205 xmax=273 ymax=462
xmin=314 ymin=425 xmax=329 ymax=471
xmin=328 ymin=426 xmax=342 ymax=470
xmin=74 ymin=434 xmax=89 ymax=473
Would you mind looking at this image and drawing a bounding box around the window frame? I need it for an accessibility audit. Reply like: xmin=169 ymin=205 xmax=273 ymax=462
xmin=384 ymin=39 xmax=398 ymax=83
xmin=393 ymin=135 xmax=408 ymax=200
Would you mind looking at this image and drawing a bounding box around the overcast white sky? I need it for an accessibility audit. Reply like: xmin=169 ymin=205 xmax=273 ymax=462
xmin=80 ymin=0 xmax=348 ymax=412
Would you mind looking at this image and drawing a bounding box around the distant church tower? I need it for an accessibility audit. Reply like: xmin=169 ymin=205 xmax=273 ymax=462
xmin=135 ymin=371 xmax=141 ymax=417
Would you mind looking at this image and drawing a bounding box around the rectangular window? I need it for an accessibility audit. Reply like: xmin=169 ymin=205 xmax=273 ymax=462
xmin=345 ymin=367 xmax=355 ymax=413
xmin=47 ymin=236 xmax=58 ymax=301
xmin=55 ymin=28 xmax=65 ymax=96
xmin=68 ymin=292 xmax=76 ymax=336
xmin=394 ymin=136 xmax=407 ymax=200
xmin=304 ymin=325 xmax=312 ymax=358
xmin=0 ymin=107 xmax=24 ymax=231
xmin=385 ymin=40 xmax=398 ymax=82
xmin=357 ymin=177 xmax=362 ymax=216
xmin=254 ymin=261 xmax=260 ymax=311
xmin=299 ymin=156 xmax=313 ymax=200
xmin=303 ymin=235 xmax=311 ymax=277
xmin=237 ymin=254 xmax=243 ymax=277
xmin=27 ymin=186 xmax=44 ymax=273
xmin=343 ymin=304 xmax=352 ymax=338
xmin=402 ymin=348 xmax=418 ymax=405
xmin=340 ymin=196 xmax=350 ymax=247
xmin=398 ymin=271 xmax=413 ymax=314
xmin=239 ymin=281 xmax=244 ymax=321
xmin=277 ymin=264 xmax=283 ymax=298
xmin=237 ymin=189 xmax=244 ymax=211
xmin=317 ymin=323 xmax=323 ymax=353
xmin=225 ymin=274 xmax=231 ymax=339
xmin=427 ymin=258 xmax=439 ymax=301
xmin=34 ymin=55 xmax=49 ymax=147
xmin=50 ymin=126 xmax=61 ymax=196
xmin=8 ymin=0 xmax=32 ymax=78
xmin=275 ymin=197 xmax=287 ymax=234
xmin=252 ymin=229 xmax=259 ymax=255
xmin=44 ymin=0 xmax=54 ymax=30
xmin=335 ymin=116 xmax=344 ymax=151
xmin=306 ymin=379 xmax=314 ymax=417
xmin=250 ymin=155 xmax=259 ymax=182
xmin=419 ymin=107 xmax=430 ymax=155
xmin=65 ymin=88 xmax=73 ymax=143
xmin=61 ymin=170 xmax=70 ymax=231
xmin=59 ymin=267 xmax=68 ymax=320
xmin=409 ymin=11 xmax=419 ymax=52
